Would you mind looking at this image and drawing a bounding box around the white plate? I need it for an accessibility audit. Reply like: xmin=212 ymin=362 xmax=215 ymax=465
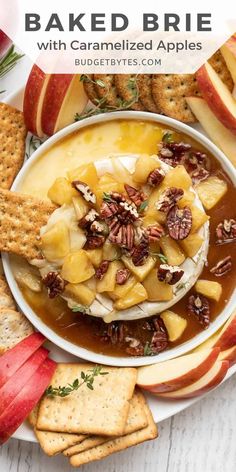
xmin=3 ymin=88 xmax=236 ymax=442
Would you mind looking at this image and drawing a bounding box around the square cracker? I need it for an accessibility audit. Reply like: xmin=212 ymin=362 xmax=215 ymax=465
xmin=63 ymin=389 xmax=148 ymax=457
xmin=37 ymin=363 xmax=137 ymax=436
xmin=0 ymin=188 xmax=55 ymax=260
xmin=69 ymin=401 xmax=158 ymax=467
xmin=0 ymin=103 xmax=27 ymax=190
xmin=0 ymin=308 xmax=33 ymax=354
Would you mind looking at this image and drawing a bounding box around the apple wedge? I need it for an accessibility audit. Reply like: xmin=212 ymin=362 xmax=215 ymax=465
xmin=219 ymin=346 xmax=236 ymax=367
xmin=0 ymin=357 xmax=56 ymax=444
xmin=0 ymin=332 xmax=46 ymax=389
xmin=221 ymin=36 xmax=236 ymax=85
xmin=23 ymin=65 xmax=51 ymax=137
xmin=137 ymin=348 xmax=220 ymax=393
xmin=196 ymin=62 xmax=236 ymax=135
xmin=156 ymin=361 xmax=229 ymax=399
xmin=186 ymin=97 xmax=236 ymax=166
xmin=194 ymin=312 xmax=236 ymax=352
xmin=0 ymin=347 xmax=48 ymax=415
xmin=0 ymin=30 xmax=12 ymax=59
xmin=41 ymin=74 xmax=88 ymax=136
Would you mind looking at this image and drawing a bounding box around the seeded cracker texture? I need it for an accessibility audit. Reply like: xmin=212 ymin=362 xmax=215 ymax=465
xmin=69 ymin=401 xmax=157 ymax=467
xmin=137 ymin=74 xmax=160 ymax=113
xmin=0 ymin=103 xmax=27 ymax=190
xmin=63 ymin=389 xmax=148 ymax=457
xmin=115 ymin=75 xmax=145 ymax=111
xmin=0 ymin=308 xmax=33 ymax=354
xmin=36 ymin=364 xmax=137 ymax=436
xmin=0 ymin=188 xmax=56 ymax=260
xmin=94 ymin=74 xmax=122 ymax=107
xmin=35 ymin=431 xmax=87 ymax=456
xmin=82 ymin=74 xmax=101 ymax=106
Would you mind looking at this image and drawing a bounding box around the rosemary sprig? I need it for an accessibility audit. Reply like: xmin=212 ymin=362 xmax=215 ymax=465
xmin=143 ymin=342 xmax=154 ymax=356
xmin=72 ymin=304 xmax=91 ymax=315
xmin=150 ymin=252 xmax=168 ymax=264
xmin=45 ymin=365 xmax=109 ymax=397
xmin=162 ymin=131 xmax=173 ymax=144
xmin=0 ymin=45 xmax=24 ymax=78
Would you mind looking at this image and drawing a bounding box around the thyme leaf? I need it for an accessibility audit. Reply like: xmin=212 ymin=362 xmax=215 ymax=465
xmin=162 ymin=131 xmax=173 ymax=144
xmin=103 ymin=192 xmax=115 ymax=203
xmin=138 ymin=200 xmax=148 ymax=213
xmin=45 ymin=365 xmax=109 ymax=397
xmin=150 ymin=252 xmax=168 ymax=264
xmin=143 ymin=342 xmax=154 ymax=356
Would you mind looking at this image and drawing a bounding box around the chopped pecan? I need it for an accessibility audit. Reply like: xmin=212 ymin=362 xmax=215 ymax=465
xmin=109 ymin=223 xmax=135 ymax=250
xmin=95 ymin=260 xmax=110 ymax=280
xmin=150 ymin=317 xmax=168 ymax=353
xmin=90 ymin=220 xmax=108 ymax=235
xmin=124 ymin=184 xmax=147 ymax=207
xmin=216 ymin=219 xmax=236 ymax=245
xmin=147 ymin=168 xmax=165 ymax=187
xmin=85 ymin=234 xmax=105 ymax=249
xmin=147 ymin=223 xmax=165 ymax=242
xmin=79 ymin=209 xmax=99 ymax=229
xmin=188 ymin=294 xmax=210 ymax=329
xmin=185 ymin=151 xmax=211 ymax=174
xmin=167 ymin=206 xmax=192 ymax=240
xmin=116 ymin=268 xmax=130 ymax=285
xmin=118 ymin=200 xmax=139 ymax=222
xmin=100 ymin=201 xmax=119 ymax=219
xmin=42 ymin=271 xmax=66 ymax=299
xmin=125 ymin=337 xmax=144 ymax=356
xmin=156 ymin=187 xmax=184 ymax=213
xmin=157 ymin=264 xmax=184 ymax=285
xmin=159 ymin=141 xmax=191 ymax=167
xmin=72 ymin=180 xmax=96 ymax=204
xmin=210 ymin=255 xmax=232 ymax=277
xmin=132 ymin=232 xmax=149 ymax=266
xmin=109 ymin=192 xmax=126 ymax=203
xmin=191 ymin=167 xmax=209 ymax=185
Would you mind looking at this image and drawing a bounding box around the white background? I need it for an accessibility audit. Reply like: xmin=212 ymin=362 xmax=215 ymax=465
xmin=1 ymin=57 xmax=236 ymax=471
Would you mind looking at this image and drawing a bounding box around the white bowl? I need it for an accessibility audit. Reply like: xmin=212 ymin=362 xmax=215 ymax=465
xmin=2 ymin=111 xmax=236 ymax=367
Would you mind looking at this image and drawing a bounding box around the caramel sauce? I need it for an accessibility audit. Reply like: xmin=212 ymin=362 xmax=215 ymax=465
xmin=15 ymin=119 xmax=236 ymax=357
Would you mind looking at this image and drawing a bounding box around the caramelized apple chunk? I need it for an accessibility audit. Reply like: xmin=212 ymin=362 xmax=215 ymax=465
xmin=67 ymin=163 xmax=98 ymax=189
xmin=142 ymin=269 xmax=173 ymax=301
xmin=96 ymin=261 xmax=123 ymax=293
xmin=61 ymin=250 xmax=95 ymax=284
xmin=180 ymin=233 xmax=204 ymax=258
xmin=121 ymin=255 xmax=156 ymax=281
xmin=196 ymin=176 xmax=227 ymax=210
xmin=162 ymin=165 xmax=192 ymax=190
xmin=160 ymin=310 xmax=187 ymax=341
xmin=133 ymin=155 xmax=160 ymax=184
xmin=195 ymin=280 xmax=222 ymax=302
xmin=41 ymin=221 xmax=70 ymax=262
xmin=114 ymin=282 xmax=147 ymax=310
xmin=64 ymin=283 xmax=95 ymax=306
xmin=159 ymin=235 xmax=185 ymax=265
xmin=48 ymin=177 xmax=77 ymax=205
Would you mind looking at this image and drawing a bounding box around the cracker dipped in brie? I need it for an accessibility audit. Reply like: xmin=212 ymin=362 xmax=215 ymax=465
xmin=35 ymin=153 xmax=209 ymax=322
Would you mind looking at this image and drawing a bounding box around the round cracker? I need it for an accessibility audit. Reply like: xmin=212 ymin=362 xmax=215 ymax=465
xmin=152 ymin=74 xmax=200 ymax=123
xmin=82 ymin=75 xmax=100 ymax=106
xmin=209 ymin=50 xmax=233 ymax=91
xmin=94 ymin=74 xmax=121 ymax=108
xmin=115 ymin=75 xmax=145 ymax=111
xmin=137 ymin=75 xmax=159 ymax=113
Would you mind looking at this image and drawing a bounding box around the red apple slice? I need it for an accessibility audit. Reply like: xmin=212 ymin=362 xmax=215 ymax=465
xmin=137 ymin=348 xmax=220 ymax=393
xmin=221 ymin=36 xmax=236 ymax=85
xmin=0 ymin=30 xmax=12 ymax=59
xmin=194 ymin=312 xmax=236 ymax=353
xmin=0 ymin=357 xmax=56 ymax=444
xmin=186 ymin=96 xmax=236 ymax=167
xmin=0 ymin=346 xmax=48 ymax=415
xmin=41 ymin=74 xmax=88 ymax=136
xmin=156 ymin=361 xmax=229 ymax=399
xmin=196 ymin=62 xmax=236 ymax=135
xmin=23 ymin=64 xmax=51 ymax=137
xmin=0 ymin=332 xmax=45 ymax=389
xmin=219 ymin=346 xmax=236 ymax=367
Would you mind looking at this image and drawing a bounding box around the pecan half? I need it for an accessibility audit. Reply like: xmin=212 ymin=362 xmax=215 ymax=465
xmin=100 ymin=201 xmax=119 ymax=219
xmin=118 ymin=200 xmax=139 ymax=222
xmin=90 ymin=220 xmax=108 ymax=235
xmin=79 ymin=209 xmax=99 ymax=229
xmin=85 ymin=234 xmax=105 ymax=249
xmin=191 ymin=167 xmax=209 ymax=185
xmin=188 ymin=294 xmax=210 ymax=329
xmin=132 ymin=232 xmax=149 ymax=266
xmin=159 ymin=141 xmax=191 ymax=167
xmin=185 ymin=151 xmax=210 ymax=174
xmin=147 ymin=223 xmax=165 ymax=242
xmin=147 ymin=168 xmax=165 ymax=187
xmin=95 ymin=260 xmax=110 ymax=280
xmin=216 ymin=219 xmax=236 ymax=245
xmin=124 ymin=184 xmax=147 ymax=207
xmin=72 ymin=181 xmax=96 ymax=204
xmin=150 ymin=317 xmax=168 ymax=353
xmin=167 ymin=206 xmax=192 ymax=240
xmin=125 ymin=338 xmax=144 ymax=356
xmin=42 ymin=271 xmax=66 ymax=298
xmin=116 ymin=268 xmax=130 ymax=285
xmin=156 ymin=187 xmax=184 ymax=213
xmin=109 ymin=223 xmax=135 ymax=250
xmin=210 ymin=256 xmax=232 ymax=277
xmin=157 ymin=264 xmax=184 ymax=285
xmin=106 ymin=322 xmax=127 ymax=344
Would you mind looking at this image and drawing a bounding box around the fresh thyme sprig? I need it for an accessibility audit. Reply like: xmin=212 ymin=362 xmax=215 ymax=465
xmin=143 ymin=342 xmax=154 ymax=356
xmin=150 ymin=252 xmax=168 ymax=264
xmin=45 ymin=365 xmax=109 ymax=397
xmin=75 ymin=74 xmax=140 ymax=122
xmin=72 ymin=304 xmax=91 ymax=315
xmin=0 ymin=45 xmax=24 ymax=78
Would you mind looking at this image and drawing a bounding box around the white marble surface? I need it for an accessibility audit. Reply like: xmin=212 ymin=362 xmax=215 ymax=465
xmin=1 ymin=53 xmax=236 ymax=472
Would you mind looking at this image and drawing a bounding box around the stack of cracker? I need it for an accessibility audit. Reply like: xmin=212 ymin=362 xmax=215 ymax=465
xmin=29 ymin=363 xmax=158 ymax=467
